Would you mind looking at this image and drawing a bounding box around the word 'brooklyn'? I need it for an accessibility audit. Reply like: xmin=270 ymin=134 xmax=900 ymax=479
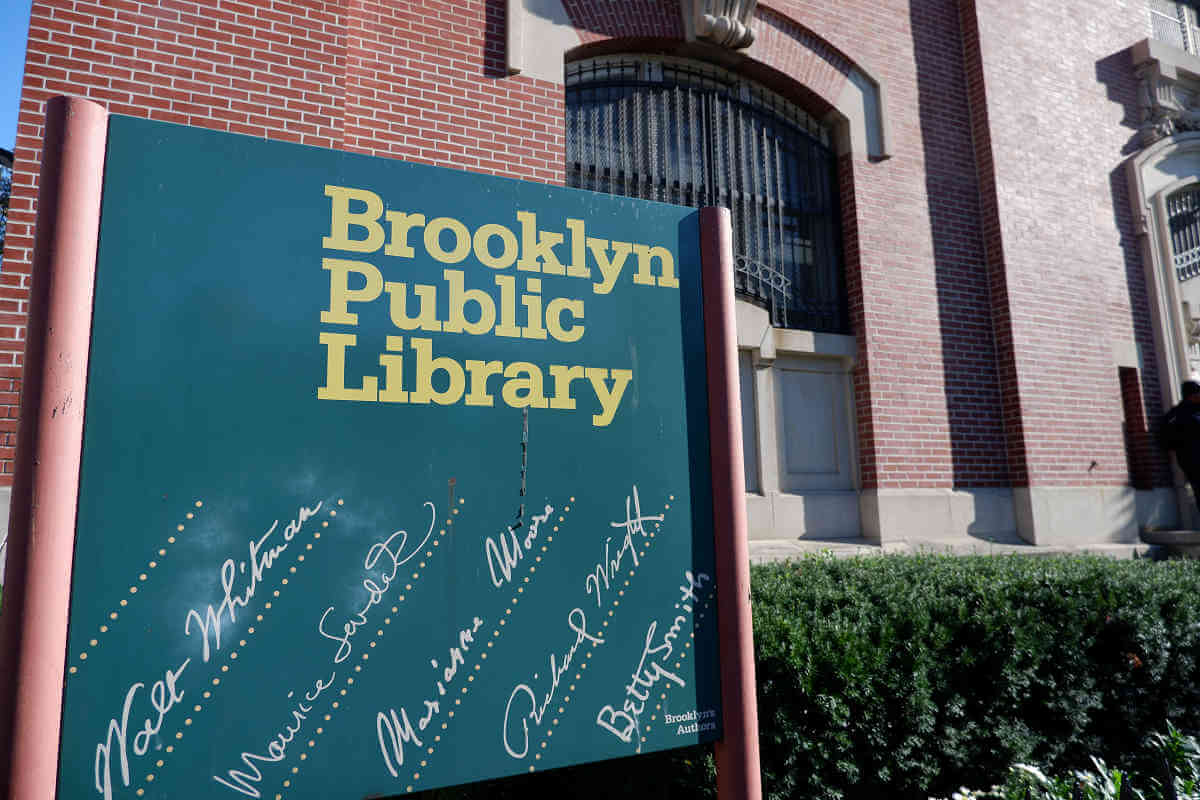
xmin=314 ymin=184 xmax=680 ymax=427
xmin=322 ymin=185 xmax=680 ymax=293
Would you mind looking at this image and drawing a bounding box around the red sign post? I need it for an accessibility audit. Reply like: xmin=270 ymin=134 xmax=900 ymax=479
xmin=701 ymin=205 xmax=764 ymax=800
xmin=0 ymin=96 xmax=108 ymax=798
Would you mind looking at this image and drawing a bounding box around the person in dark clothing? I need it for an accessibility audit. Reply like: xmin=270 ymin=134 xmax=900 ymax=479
xmin=1161 ymin=380 xmax=1200 ymax=514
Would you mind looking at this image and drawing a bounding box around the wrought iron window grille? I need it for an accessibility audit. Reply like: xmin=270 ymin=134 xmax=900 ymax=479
xmin=1169 ymin=187 xmax=1200 ymax=282
xmin=565 ymin=56 xmax=848 ymax=333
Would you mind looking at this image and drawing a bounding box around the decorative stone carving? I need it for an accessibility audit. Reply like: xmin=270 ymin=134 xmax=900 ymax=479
xmin=1139 ymin=63 xmax=1197 ymax=145
xmin=1135 ymin=39 xmax=1200 ymax=147
xmin=681 ymin=0 xmax=757 ymax=50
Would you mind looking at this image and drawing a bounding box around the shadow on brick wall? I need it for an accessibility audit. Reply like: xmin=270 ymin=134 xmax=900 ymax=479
xmin=483 ymin=0 xmax=508 ymax=78
xmin=1097 ymin=49 xmax=1143 ymax=159
xmin=1097 ymin=46 xmax=1175 ymax=488
xmin=909 ymin=1 xmax=1011 ymax=491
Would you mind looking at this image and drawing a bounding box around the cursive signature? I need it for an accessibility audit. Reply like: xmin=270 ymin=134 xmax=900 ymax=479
xmin=502 ymin=608 xmax=604 ymax=759
xmin=596 ymin=570 xmax=711 ymax=752
xmin=94 ymin=660 xmax=190 ymax=800
xmin=185 ymin=503 xmax=322 ymax=663
xmin=585 ymin=487 xmax=661 ymax=608
xmin=318 ymin=503 xmax=435 ymax=664
xmin=376 ymin=615 xmax=485 ymax=776
xmin=212 ymin=674 xmax=335 ymax=798
xmin=484 ymin=504 xmax=553 ymax=588
xmin=213 ymin=499 xmax=437 ymax=797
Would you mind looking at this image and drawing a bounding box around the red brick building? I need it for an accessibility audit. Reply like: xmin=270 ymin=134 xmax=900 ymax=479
xmin=3 ymin=0 xmax=1195 ymax=547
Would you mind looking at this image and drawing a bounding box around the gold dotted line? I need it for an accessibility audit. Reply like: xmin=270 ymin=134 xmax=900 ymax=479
xmin=286 ymin=497 xmax=462 ymax=799
xmin=136 ymin=499 xmax=343 ymax=797
xmin=527 ymin=494 xmax=675 ymax=771
xmin=70 ymin=500 xmax=205 ymax=677
xmin=409 ymin=497 xmax=573 ymax=789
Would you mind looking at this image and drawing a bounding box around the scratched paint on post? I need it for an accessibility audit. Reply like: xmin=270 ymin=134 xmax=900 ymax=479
xmin=56 ymin=115 xmax=721 ymax=799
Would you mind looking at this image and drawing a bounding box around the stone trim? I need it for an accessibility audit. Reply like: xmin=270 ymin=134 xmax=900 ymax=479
xmin=681 ymin=0 xmax=758 ymax=50
xmin=1134 ymin=37 xmax=1200 ymax=148
xmin=851 ymin=487 xmax=1174 ymax=546
xmin=1126 ymin=132 xmax=1200 ymax=408
xmin=734 ymin=298 xmax=855 ymax=364
xmin=506 ymin=0 xmax=889 ymax=160
xmin=746 ymin=490 xmax=861 ymax=540
xmin=859 ymin=488 xmax=1016 ymax=543
xmin=828 ymin=66 xmax=889 ymax=160
xmin=505 ymin=0 xmax=582 ymax=83
xmin=1013 ymin=487 xmax=1141 ymax=545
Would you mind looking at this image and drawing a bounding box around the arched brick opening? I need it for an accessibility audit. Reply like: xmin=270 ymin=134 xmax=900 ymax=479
xmin=557 ymin=14 xmax=882 ymax=509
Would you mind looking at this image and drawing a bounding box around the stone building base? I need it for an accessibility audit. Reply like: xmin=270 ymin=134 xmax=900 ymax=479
xmin=747 ymin=486 xmax=1180 ymax=547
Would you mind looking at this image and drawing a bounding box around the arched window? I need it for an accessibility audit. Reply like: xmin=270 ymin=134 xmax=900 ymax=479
xmin=1168 ymin=185 xmax=1200 ymax=369
xmin=565 ymin=56 xmax=846 ymax=333
xmin=1169 ymin=186 xmax=1200 ymax=281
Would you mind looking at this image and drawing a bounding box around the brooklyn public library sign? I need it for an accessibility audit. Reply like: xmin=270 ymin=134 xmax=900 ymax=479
xmin=0 ymin=98 xmax=761 ymax=800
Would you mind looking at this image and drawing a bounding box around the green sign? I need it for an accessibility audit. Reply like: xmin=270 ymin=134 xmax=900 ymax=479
xmin=58 ymin=116 xmax=721 ymax=799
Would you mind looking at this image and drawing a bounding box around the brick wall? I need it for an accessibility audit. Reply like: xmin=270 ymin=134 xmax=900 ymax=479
xmin=964 ymin=0 xmax=1168 ymax=488
xmin=766 ymin=0 xmax=1006 ymax=489
xmin=958 ymin=0 xmax=1029 ymax=487
xmin=565 ymin=0 xmax=1007 ymax=489
xmin=0 ymin=0 xmax=1162 ymax=493
xmin=1 ymin=0 xmax=564 ymax=485
xmin=1119 ymin=365 xmax=1156 ymax=490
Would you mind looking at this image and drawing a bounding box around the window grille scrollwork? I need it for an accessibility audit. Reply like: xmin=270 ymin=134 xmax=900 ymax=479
xmin=566 ymin=57 xmax=847 ymax=332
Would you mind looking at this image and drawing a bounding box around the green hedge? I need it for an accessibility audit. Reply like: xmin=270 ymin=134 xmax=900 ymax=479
xmin=416 ymin=553 xmax=1200 ymax=799
xmin=752 ymin=554 xmax=1200 ymax=800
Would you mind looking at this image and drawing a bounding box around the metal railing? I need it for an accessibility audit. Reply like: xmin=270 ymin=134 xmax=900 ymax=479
xmin=565 ymin=57 xmax=847 ymax=332
xmin=1151 ymin=0 xmax=1200 ymax=54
